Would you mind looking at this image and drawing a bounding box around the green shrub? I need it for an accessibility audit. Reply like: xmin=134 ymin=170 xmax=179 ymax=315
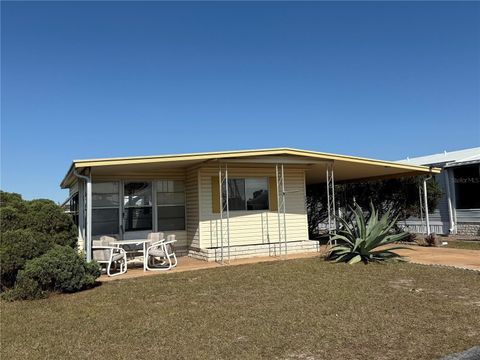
xmin=0 ymin=192 xmax=77 ymax=248
xmin=0 ymin=191 xmax=79 ymax=292
xmin=0 ymin=191 xmax=27 ymax=211
xmin=26 ymin=200 xmax=77 ymax=248
xmin=0 ymin=229 xmax=54 ymax=289
xmin=0 ymin=206 xmax=24 ymax=232
xmin=9 ymin=246 xmax=100 ymax=300
xmin=326 ymin=204 xmax=409 ymax=264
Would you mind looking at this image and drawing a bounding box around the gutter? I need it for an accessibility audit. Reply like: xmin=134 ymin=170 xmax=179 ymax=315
xmin=73 ymin=169 xmax=92 ymax=262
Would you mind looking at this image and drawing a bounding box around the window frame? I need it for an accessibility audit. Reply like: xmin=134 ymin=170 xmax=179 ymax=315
xmin=224 ymin=177 xmax=269 ymax=212
xmin=156 ymin=180 xmax=186 ymax=231
xmin=91 ymin=181 xmax=121 ymax=236
xmin=123 ymin=181 xmax=154 ymax=232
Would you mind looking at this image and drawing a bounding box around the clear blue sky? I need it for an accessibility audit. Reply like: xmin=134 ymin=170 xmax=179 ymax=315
xmin=2 ymin=1 xmax=479 ymax=202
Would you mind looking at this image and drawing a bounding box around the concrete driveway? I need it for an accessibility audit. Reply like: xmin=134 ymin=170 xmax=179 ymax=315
xmin=393 ymin=245 xmax=480 ymax=271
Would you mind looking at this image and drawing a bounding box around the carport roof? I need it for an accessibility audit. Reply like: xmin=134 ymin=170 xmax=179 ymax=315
xmin=60 ymin=147 xmax=440 ymax=188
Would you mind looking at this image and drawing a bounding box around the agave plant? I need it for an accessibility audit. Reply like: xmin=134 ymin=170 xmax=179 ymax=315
xmin=326 ymin=204 xmax=409 ymax=264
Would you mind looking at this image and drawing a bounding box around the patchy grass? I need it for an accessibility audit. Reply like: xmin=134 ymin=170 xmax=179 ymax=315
xmin=1 ymin=258 xmax=479 ymax=360
xmin=443 ymin=240 xmax=480 ymax=250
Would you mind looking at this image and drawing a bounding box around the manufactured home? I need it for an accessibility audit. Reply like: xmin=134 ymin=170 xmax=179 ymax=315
xmin=399 ymin=147 xmax=480 ymax=236
xmin=61 ymin=148 xmax=437 ymax=262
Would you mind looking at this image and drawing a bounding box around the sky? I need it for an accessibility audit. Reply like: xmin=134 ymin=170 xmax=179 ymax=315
xmin=1 ymin=1 xmax=479 ymax=203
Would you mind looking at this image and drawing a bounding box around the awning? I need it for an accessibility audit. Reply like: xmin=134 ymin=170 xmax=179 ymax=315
xmin=60 ymin=148 xmax=440 ymax=188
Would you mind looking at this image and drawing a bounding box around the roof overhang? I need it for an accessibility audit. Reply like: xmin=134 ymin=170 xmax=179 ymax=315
xmin=60 ymin=148 xmax=440 ymax=188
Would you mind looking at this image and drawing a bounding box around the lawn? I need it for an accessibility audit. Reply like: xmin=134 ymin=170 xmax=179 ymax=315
xmin=1 ymin=257 xmax=479 ymax=360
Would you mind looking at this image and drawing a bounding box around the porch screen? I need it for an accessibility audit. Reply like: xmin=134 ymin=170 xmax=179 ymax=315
xmin=124 ymin=182 xmax=153 ymax=231
xmin=92 ymin=182 xmax=120 ymax=236
xmin=156 ymin=180 xmax=185 ymax=231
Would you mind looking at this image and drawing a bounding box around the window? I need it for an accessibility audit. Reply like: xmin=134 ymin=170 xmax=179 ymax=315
xmin=454 ymin=165 xmax=480 ymax=209
xmin=227 ymin=179 xmax=245 ymax=210
xmin=124 ymin=182 xmax=152 ymax=231
xmin=246 ymin=178 xmax=269 ymax=210
xmin=223 ymin=178 xmax=269 ymax=211
xmin=69 ymin=193 xmax=79 ymax=227
xmin=156 ymin=180 xmax=185 ymax=231
xmin=92 ymin=182 xmax=120 ymax=236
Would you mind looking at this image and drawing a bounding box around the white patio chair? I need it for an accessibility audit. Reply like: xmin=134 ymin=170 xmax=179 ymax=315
xmin=145 ymin=233 xmax=178 ymax=271
xmin=92 ymin=236 xmax=128 ymax=277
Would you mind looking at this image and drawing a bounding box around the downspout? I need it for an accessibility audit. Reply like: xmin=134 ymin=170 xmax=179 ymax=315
xmin=444 ymin=168 xmax=455 ymax=234
xmin=73 ymin=169 xmax=92 ymax=262
xmin=423 ymin=173 xmax=433 ymax=236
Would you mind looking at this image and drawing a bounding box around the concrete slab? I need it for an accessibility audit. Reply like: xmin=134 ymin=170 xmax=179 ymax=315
xmin=392 ymin=245 xmax=480 ymax=271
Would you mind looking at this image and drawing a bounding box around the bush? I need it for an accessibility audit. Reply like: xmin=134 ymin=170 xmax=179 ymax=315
xmin=0 ymin=192 xmax=77 ymax=248
xmin=0 ymin=192 xmax=27 ymax=233
xmin=8 ymin=246 xmax=100 ymax=300
xmin=26 ymin=199 xmax=77 ymax=248
xmin=424 ymin=233 xmax=439 ymax=247
xmin=0 ymin=229 xmax=54 ymax=289
xmin=0 ymin=191 xmax=80 ymax=292
xmin=404 ymin=232 xmax=417 ymax=243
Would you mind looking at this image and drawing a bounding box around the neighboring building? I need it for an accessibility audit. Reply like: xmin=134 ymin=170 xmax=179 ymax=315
xmin=61 ymin=148 xmax=435 ymax=262
xmin=398 ymin=147 xmax=480 ymax=236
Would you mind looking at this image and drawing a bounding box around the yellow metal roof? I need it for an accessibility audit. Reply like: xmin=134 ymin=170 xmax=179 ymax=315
xmin=60 ymin=147 xmax=440 ymax=188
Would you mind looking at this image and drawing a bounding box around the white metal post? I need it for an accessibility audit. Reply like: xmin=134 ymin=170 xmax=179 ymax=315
xmin=423 ymin=177 xmax=431 ymax=236
xmin=331 ymin=165 xmax=336 ymax=230
xmin=219 ymin=167 xmax=223 ymax=264
xmin=326 ymin=166 xmax=331 ymax=232
xmin=326 ymin=163 xmax=336 ymax=234
xmin=444 ymin=169 xmax=455 ymax=234
xmin=276 ymin=164 xmax=281 ymax=257
xmin=276 ymin=164 xmax=287 ymax=258
xmin=86 ymin=173 xmax=92 ymax=262
xmin=219 ymin=163 xmax=230 ymax=264
xmin=281 ymin=164 xmax=287 ymax=259
xmin=225 ymin=165 xmax=230 ymax=263
xmin=418 ymin=185 xmax=424 ymax=234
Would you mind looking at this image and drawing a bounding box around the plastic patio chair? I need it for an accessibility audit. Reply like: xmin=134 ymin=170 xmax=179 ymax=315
xmin=92 ymin=236 xmax=128 ymax=277
xmin=145 ymin=233 xmax=178 ymax=271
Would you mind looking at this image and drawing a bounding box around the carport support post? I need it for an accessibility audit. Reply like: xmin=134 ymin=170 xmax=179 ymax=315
xmin=276 ymin=163 xmax=287 ymax=259
xmin=326 ymin=162 xmax=336 ymax=236
xmin=418 ymin=185 xmax=424 ymax=233
xmin=423 ymin=176 xmax=431 ymax=236
xmin=86 ymin=174 xmax=92 ymax=262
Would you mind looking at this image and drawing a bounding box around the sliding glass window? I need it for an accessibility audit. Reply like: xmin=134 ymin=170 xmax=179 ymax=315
xmin=156 ymin=180 xmax=185 ymax=231
xmin=92 ymin=182 xmax=120 ymax=236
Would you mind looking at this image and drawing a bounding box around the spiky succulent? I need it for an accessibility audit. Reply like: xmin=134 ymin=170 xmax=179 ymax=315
xmin=326 ymin=204 xmax=409 ymax=264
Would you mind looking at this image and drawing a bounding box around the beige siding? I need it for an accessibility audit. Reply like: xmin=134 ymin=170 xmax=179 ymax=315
xmin=198 ymin=166 xmax=309 ymax=248
xmin=186 ymin=168 xmax=200 ymax=249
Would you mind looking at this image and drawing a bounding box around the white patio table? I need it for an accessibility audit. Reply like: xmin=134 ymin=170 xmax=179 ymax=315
xmin=111 ymin=239 xmax=150 ymax=271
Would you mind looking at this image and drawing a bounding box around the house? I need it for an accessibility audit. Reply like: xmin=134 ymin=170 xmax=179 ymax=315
xmin=398 ymin=147 xmax=480 ymax=236
xmin=60 ymin=148 xmax=437 ymax=262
